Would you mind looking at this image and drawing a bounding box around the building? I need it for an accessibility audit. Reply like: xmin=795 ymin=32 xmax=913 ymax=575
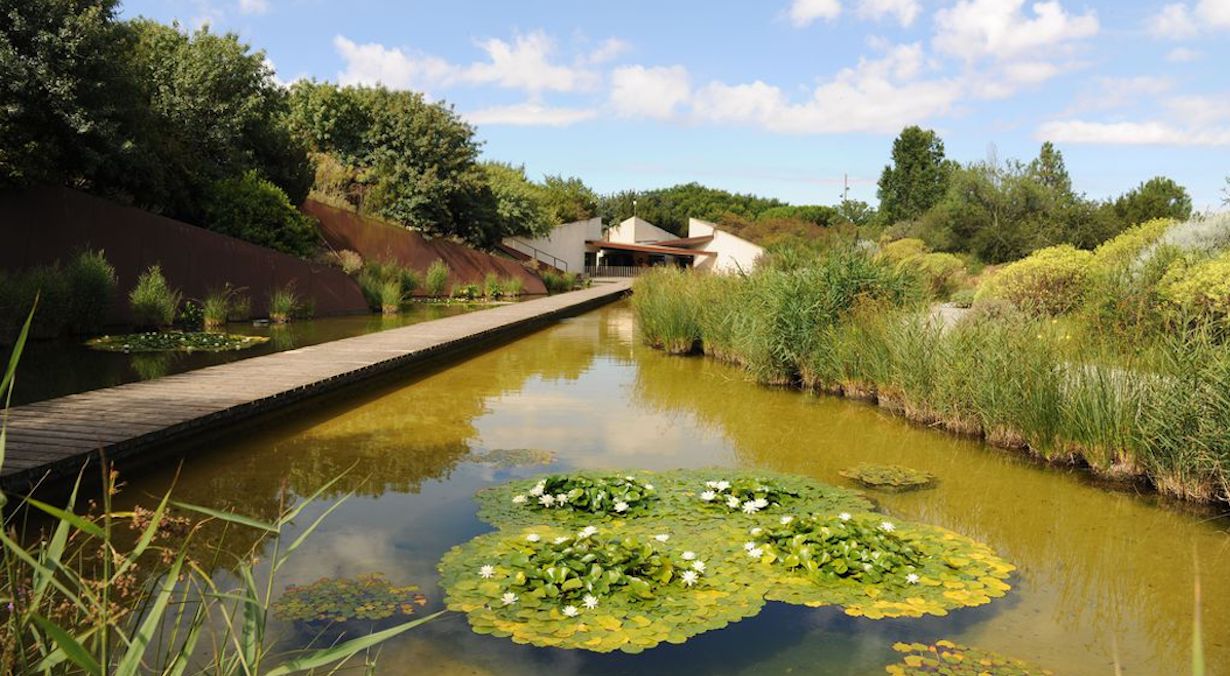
xmin=500 ymin=216 xmax=763 ymax=276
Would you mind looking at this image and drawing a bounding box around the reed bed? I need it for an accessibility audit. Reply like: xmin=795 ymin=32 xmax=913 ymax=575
xmin=631 ymin=248 xmax=1230 ymax=504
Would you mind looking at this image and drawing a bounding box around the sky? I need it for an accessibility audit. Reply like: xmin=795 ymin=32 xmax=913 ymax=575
xmin=118 ymin=0 xmax=1230 ymax=209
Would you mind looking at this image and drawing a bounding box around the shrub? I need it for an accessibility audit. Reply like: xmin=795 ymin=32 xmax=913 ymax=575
xmin=483 ymin=271 xmax=504 ymax=299
xmin=504 ymin=276 xmax=525 ymax=297
xmin=380 ymin=278 xmax=403 ymax=315
xmin=65 ymin=249 xmax=116 ymax=334
xmin=0 ymin=264 xmax=70 ymax=341
xmin=425 ymin=259 xmax=450 ymax=297
xmin=974 ymin=245 xmax=1092 ymax=316
xmin=950 ymin=288 xmax=975 ymax=308
xmin=910 ymin=252 xmax=967 ymax=300
xmin=1159 ymin=250 xmax=1230 ymax=323
xmin=877 ymin=237 xmax=928 ymax=264
xmin=201 ymin=170 xmax=320 ymax=257
xmin=268 ymin=284 xmax=299 ymax=323
xmin=452 ymin=283 xmax=481 ymax=300
xmin=541 ymin=270 xmax=568 ymax=294
xmin=332 ymin=249 xmax=364 ymax=275
xmin=129 ymin=265 xmax=181 ymax=329
xmin=357 ymin=260 xmax=417 ymax=312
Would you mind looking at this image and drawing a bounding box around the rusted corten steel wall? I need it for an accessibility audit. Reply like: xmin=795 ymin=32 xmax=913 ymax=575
xmin=304 ymin=200 xmax=549 ymax=295
xmin=0 ymin=186 xmax=369 ymax=323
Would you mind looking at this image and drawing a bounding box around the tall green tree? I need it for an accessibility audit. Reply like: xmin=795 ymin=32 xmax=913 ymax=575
xmin=1027 ymin=141 xmax=1073 ymax=196
xmin=480 ymin=162 xmax=553 ymax=239
xmin=1111 ymin=176 xmax=1192 ymax=226
xmin=597 ymin=183 xmax=786 ymax=235
xmin=0 ymin=0 xmax=135 ymax=187
xmin=876 ymin=126 xmax=953 ymax=224
xmin=540 ymin=175 xmax=598 ymax=224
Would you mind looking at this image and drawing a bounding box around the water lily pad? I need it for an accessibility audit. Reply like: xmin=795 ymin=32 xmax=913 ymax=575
xmin=272 ymin=573 xmax=426 ymax=626
xmin=840 ymin=464 xmax=936 ymax=492
xmin=885 ymin=639 xmax=1054 ymax=674
xmin=467 ymin=448 xmax=557 ymax=468
xmin=438 ymin=522 xmax=765 ymax=653
xmin=86 ymin=331 xmax=269 ymax=353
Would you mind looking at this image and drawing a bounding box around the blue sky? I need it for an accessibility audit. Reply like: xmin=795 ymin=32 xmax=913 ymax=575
xmin=120 ymin=0 xmax=1230 ymax=209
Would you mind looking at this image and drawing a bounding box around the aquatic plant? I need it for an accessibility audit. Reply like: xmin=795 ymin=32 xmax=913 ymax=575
xmin=452 ymin=283 xmax=482 ymax=301
xmin=267 ymin=284 xmax=300 ymax=323
xmin=885 ymin=640 xmax=1054 ymax=675
xmin=66 ymin=249 xmax=118 ymax=334
xmin=273 ymin=573 xmax=426 ymax=625
xmin=87 ymin=331 xmax=269 ymax=353
xmin=504 ymin=276 xmax=525 ymax=297
xmin=129 ymin=264 xmax=181 ymax=329
xmin=631 ymin=267 xmax=703 ymax=353
xmin=202 ymin=285 xmax=243 ymax=329
xmin=840 ymin=464 xmax=936 ymax=491
xmin=516 ymin=474 xmax=656 ymax=516
xmin=694 ymin=476 xmax=802 ymax=513
xmin=425 ymin=259 xmax=450 ymax=297
xmin=438 ymin=523 xmax=766 ymax=653
xmin=467 ymin=447 xmax=557 ymax=468
xmin=484 ymin=271 xmax=504 ymax=299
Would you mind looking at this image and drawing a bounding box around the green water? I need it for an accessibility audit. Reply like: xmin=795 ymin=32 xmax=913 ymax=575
xmin=1 ymin=303 xmax=480 ymax=406
xmin=113 ymin=301 xmax=1229 ymax=674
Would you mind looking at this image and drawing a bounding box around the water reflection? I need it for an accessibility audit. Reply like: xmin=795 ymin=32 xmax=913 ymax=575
xmin=107 ymin=303 xmax=1228 ymax=675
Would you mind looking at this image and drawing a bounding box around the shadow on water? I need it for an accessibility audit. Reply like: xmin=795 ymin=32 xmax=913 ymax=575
xmin=99 ymin=302 xmax=1229 ymax=675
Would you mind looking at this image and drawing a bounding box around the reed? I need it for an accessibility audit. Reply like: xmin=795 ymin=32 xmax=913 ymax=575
xmin=424 ymin=260 xmax=450 ymax=297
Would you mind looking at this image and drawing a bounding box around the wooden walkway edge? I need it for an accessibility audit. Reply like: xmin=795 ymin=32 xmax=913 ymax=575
xmin=0 ymin=280 xmax=632 ymax=492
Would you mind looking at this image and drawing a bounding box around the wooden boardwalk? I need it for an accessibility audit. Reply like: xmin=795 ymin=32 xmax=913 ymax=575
xmin=0 ymin=280 xmax=632 ymax=491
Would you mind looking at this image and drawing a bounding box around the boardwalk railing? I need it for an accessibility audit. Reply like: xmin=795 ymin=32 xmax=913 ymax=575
xmin=585 ymin=265 xmax=645 ymax=277
xmin=503 ymin=238 xmax=568 ymax=272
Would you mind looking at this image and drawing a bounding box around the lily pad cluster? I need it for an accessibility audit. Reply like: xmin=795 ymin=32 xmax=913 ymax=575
xmin=86 ymin=331 xmax=269 ymax=353
xmin=272 ymin=573 xmax=426 ymax=625
xmin=444 ymin=468 xmax=1015 ymax=653
xmin=841 ymin=463 xmax=937 ymax=491
xmin=467 ymin=448 xmax=557 ymax=468
xmin=885 ymin=640 xmax=1054 ymax=675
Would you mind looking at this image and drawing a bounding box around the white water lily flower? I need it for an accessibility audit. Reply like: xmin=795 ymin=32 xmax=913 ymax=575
xmin=614 ymin=501 xmax=629 ymax=513
xmin=699 ymin=490 xmax=717 ymax=502
xmin=555 ymin=493 xmax=568 ymax=505
xmin=682 ymin=551 xmax=697 ymax=561
xmin=906 ymin=573 xmax=920 ymax=584
xmin=562 ymin=605 xmax=579 ymax=617
xmin=512 ymin=494 xmax=527 ymax=504
xmin=479 ymin=565 xmax=495 ymax=579
xmin=583 ymin=594 xmax=599 ymax=609
xmin=880 ymin=521 xmax=895 ymax=532
xmin=526 ymin=533 xmax=541 ymax=542
xmin=838 ymin=512 xmax=852 ymax=521
xmin=715 ymin=481 xmax=731 ymax=491
xmin=744 ymin=541 xmax=757 ymax=551
xmin=553 ymin=537 xmax=569 ymax=545
xmin=625 ymin=475 xmax=636 ymax=481
xmin=753 ymin=498 xmax=769 ymax=509
xmin=529 ymin=482 xmax=546 ymax=497
xmin=691 ymin=560 xmax=706 ymax=573
xmin=705 ymin=480 xmax=720 ymax=489
xmin=644 ymin=483 xmax=654 ymax=491
xmin=578 ymin=526 xmax=598 ymax=538
xmin=779 ymin=515 xmax=794 ymax=525
xmin=747 ymin=547 xmax=764 ymax=559
xmin=654 ymin=534 xmax=670 ymax=542
xmin=681 ymin=570 xmax=699 ymax=587
xmin=726 ymin=496 xmax=741 ymax=509
xmin=539 ymin=494 xmax=555 ymax=507
xmin=863 ymin=563 xmax=873 ymax=572
xmin=749 ymin=527 xmax=763 ymax=536
xmin=741 ymin=501 xmax=759 ymax=514
xmin=502 ymin=592 xmax=518 ymax=606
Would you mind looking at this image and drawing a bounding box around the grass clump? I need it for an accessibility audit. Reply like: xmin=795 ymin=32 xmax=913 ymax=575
xmin=483 ymin=272 xmax=504 ymax=299
xmin=129 ymin=264 xmax=181 ymax=329
xmin=356 ymin=259 xmax=419 ymax=313
xmin=0 ymin=250 xmax=118 ymax=342
xmin=66 ymin=249 xmax=118 ymax=334
xmin=839 ymin=464 xmax=936 ymax=491
xmin=542 ymin=270 xmax=579 ymax=294
xmin=504 ymin=275 xmax=525 ymax=297
xmin=631 ymin=267 xmax=703 ymax=354
xmin=267 ymin=284 xmax=301 ymax=323
xmin=425 ymin=259 xmax=450 ymax=297
xmin=201 ymin=285 xmax=246 ymax=329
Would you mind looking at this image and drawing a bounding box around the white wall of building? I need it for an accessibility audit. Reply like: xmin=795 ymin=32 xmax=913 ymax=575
xmin=608 ymin=216 xmax=677 ymax=244
xmin=687 ymin=218 xmax=764 ymax=273
xmin=502 ymin=217 xmax=602 ymax=273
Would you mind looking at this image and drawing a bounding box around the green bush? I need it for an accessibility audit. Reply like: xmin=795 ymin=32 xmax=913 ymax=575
xmin=541 ymin=270 xmax=568 ymax=294
xmin=910 ymin=252 xmax=967 ymax=299
xmin=950 ymin=288 xmax=975 ymax=308
xmin=483 ymin=272 xmax=504 ymax=299
xmin=877 ymin=238 xmax=928 ymax=264
xmin=452 ymin=283 xmax=481 ymax=301
xmin=129 ymin=265 xmax=181 ymax=329
xmin=1159 ymin=250 xmax=1230 ymax=323
xmin=267 ymin=284 xmax=300 ymax=323
xmin=425 ymin=259 xmax=450 ymax=297
xmin=65 ymin=249 xmax=117 ymax=334
xmin=380 ymin=278 xmax=403 ymax=315
xmin=0 ymin=265 xmax=70 ymax=341
xmin=504 ymin=276 xmax=525 ymax=297
xmin=975 ymin=245 xmax=1092 ymax=316
xmin=357 ymin=260 xmax=419 ymax=312
xmin=201 ymin=170 xmax=319 ymax=257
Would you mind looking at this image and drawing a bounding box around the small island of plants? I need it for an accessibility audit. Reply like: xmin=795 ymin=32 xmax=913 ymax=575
xmin=841 ymin=464 xmax=937 ymax=492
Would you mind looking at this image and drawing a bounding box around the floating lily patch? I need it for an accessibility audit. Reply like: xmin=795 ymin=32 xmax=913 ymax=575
xmin=885 ymin=640 xmax=1054 ymax=675
xmin=840 ymin=463 xmax=937 ymax=492
xmin=445 ymin=468 xmax=1014 ymax=652
xmin=86 ymin=331 xmax=269 ymax=353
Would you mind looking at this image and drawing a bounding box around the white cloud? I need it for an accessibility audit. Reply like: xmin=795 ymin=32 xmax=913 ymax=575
xmin=1149 ymin=0 xmax=1230 ymax=38
xmin=933 ymin=0 xmax=1099 ymax=62
xmin=333 ymin=30 xmax=598 ymax=94
xmin=609 ymin=65 xmax=691 ymax=119
xmin=238 ymin=0 xmax=268 ymax=14
xmin=691 ymin=43 xmax=961 ymax=134
xmin=1062 ymin=76 xmax=1174 ymax=114
xmin=1038 ymin=120 xmax=1230 ymax=146
xmin=788 ymin=0 xmax=842 ymax=26
xmin=1166 ymin=46 xmax=1201 ymax=62
xmin=857 ymin=0 xmax=920 ymax=26
xmin=582 ymin=38 xmax=630 ymax=65
xmin=465 ymin=102 xmax=597 ymax=127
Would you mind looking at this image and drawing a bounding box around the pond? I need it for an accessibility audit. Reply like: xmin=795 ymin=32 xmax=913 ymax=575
xmin=0 ymin=303 xmax=483 ymax=406
xmin=110 ymin=301 xmax=1228 ymax=674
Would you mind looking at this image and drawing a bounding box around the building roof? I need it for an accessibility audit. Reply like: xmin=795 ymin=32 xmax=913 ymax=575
xmin=653 ymin=235 xmax=714 ymax=248
xmin=586 ymin=240 xmax=717 ymax=257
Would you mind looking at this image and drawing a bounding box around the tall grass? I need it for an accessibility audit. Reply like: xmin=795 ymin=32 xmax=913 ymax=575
xmin=0 ymin=306 xmax=439 ymax=673
xmin=357 ymin=260 xmax=419 ymax=313
xmin=424 ymin=260 xmax=450 ymax=297
xmin=0 ymin=251 xmax=118 ymax=342
xmin=66 ymin=250 xmax=117 ymax=335
xmin=631 ymin=268 xmax=703 ymax=354
xmin=129 ymin=265 xmax=181 ymax=329
xmin=267 ymin=284 xmax=299 ymax=323
xmin=483 ymin=272 xmax=504 ymax=299
xmin=202 ymin=285 xmax=244 ymax=329
xmin=504 ymin=276 xmax=525 ymax=297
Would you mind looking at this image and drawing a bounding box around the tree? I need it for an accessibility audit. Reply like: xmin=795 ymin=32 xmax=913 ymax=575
xmin=757 ymin=205 xmax=841 ymax=227
xmin=1112 ymin=176 xmax=1192 ymax=226
xmin=1027 ymin=141 xmax=1073 ymax=197
xmin=539 ymin=175 xmax=597 ymax=224
xmin=837 ymin=199 xmax=876 ymax=226
xmin=597 ymin=183 xmax=786 ymax=235
xmin=877 ymin=126 xmax=953 ymax=224
xmin=480 ymin=162 xmax=553 ymax=239
xmin=0 ymin=0 xmax=135 ymax=187
xmin=200 ymin=170 xmax=318 ymax=256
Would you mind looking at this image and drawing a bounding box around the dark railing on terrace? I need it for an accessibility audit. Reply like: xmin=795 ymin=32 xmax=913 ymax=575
xmin=585 ymin=265 xmax=646 ymax=277
xmin=503 ymin=238 xmax=568 ymax=272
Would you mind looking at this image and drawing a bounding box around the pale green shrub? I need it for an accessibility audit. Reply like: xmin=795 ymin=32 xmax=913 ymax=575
xmin=975 ymin=245 xmax=1092 ymax=316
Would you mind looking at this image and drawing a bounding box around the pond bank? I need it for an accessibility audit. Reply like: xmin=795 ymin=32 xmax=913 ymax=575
xmin=0 ymin=280 xmax=630 ymax=492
